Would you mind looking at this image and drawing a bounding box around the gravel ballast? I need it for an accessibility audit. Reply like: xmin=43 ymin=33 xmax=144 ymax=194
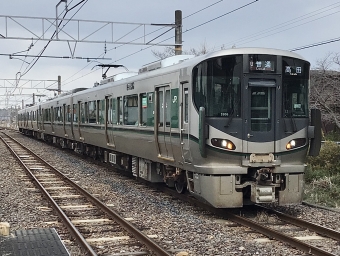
xmin=1 ymin=130 xmax=339 ymax=255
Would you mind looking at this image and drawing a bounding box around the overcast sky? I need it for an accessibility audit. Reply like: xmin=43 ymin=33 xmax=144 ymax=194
xmin=1 ymin=0 xmax=340 ymax=108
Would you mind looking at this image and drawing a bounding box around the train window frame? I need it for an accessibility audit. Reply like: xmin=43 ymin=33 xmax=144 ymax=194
xmin=97 ymin=99 xmax=105 ymax=125
xmin=192 ymin=55 xmax=242 ymax=118
xmin=123 ymin=94 xmax=138 ymax=126
xmin=88 ymin=100 xmax=97 ymax=124
xmin=282 ymin=57 xmax=309 ymax=118
xmin=73 ymin=103 xmax=78 ymax=122
xmin=62 ymin=105 xmax=65 ymax=123
xmin=140 ymin=93 xmax=148 ymax=126
xmin=66 ymin=105 xmax=71 ymax=123
xmin=117 ymin=97 xmax=123 ymax=125
xmin=184 ymin=88 xmax=189 ymax=123
xmin=111 ymin=98 xmax=117 ymax=124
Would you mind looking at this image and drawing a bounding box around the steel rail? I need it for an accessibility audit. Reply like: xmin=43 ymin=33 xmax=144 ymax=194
xmin=0 ymin=133 xmax=98 ymax=256
xmin=0 ymin=132 xmax=171 ymax=256
xmin=256 ymin=205 xmax=340 ymax=242
xmin=156 ymin=185 xmax=337 ymax=256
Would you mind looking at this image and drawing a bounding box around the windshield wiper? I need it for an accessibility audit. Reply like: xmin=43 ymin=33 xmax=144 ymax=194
xmin=224 ymin=108 xmax=234 ymax=128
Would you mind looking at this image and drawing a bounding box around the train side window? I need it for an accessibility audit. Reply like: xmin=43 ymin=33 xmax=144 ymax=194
xmin=88 ymin=101 xmax=96 ymax=124
xmin=44 ymin=109 xmax=48 ymax=122
xmin=66 ymin=105 xmax=71 ymax=122
xmin=85 ymin=102 xmax=88 ymax=123
xmin=124 ymin=95 xmax=138 ymax=125
xmin=165 ymin=89 xmax=171 ymax=127
xmin=80 ymin=103 xmax=85 ymax=123
xmin=59 ymin=106 xmax=61 ymax=122
xmin=108 ymin=98 xmax=112 ymax=124
xmin=141 ymin=93 xmax=147 ymax=126
xmin=184 ymin=88 xmax=189 ymax=123
xmin=54 ymin=107 xmax=57 ymax=122
xmin=98 ymin=99 xmax=105 ymax=125
xmin=55 ymin=107 xmax=58 ymax=122
xmin=117 ymin=97 xmax=123 ymax=125
xmin=110 ymin=98 xmax=116 ymax=124
xmin=73 ymin=104 xmax=78 ymax=122
xmin=62 ymin=105 xmax=65 ymax=123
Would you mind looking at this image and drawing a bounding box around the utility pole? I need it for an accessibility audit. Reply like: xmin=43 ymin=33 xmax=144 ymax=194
xmin=58 ymin=75 xmax=61 ymax=95
xmin=175 ymin=10 xmax=182 ymax=55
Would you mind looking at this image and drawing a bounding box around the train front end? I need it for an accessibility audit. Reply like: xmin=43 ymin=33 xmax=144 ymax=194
xmin=187 ymin=49 xmax=321 ymax=208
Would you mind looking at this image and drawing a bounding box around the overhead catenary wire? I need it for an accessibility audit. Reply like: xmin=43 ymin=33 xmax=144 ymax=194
xmin=61 ymin=0 xmax=228 ymax=85
xmin=62 ymin=0 xmax=259 ymax=87
xmin=223 ymin=1 xmax=340 ymax=48
xmin=20 ymin=0 xmax=88 ymax=78
xmin=14 ymin=0 xmax=76 ymax=75
xmin=290 ymin=37 xmax=340 ymax=51
xmin=8 ymin=0 xmax=87 ymax=104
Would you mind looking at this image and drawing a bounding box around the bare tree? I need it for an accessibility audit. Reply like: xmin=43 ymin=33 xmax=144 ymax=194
xmin=151 ymin=40 xmax=214 ymax=60
xmin=151 ymin=46 xmax=176 ymax=60
xmin=310 ymin=52 xmax=340 ymax=130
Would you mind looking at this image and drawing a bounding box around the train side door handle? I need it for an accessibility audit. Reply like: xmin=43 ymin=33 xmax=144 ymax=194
xmin=247 ymin=133 xmax=253 ymax=138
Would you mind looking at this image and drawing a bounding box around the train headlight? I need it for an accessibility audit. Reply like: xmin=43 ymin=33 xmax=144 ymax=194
xmin=286 ymin=138 xmax=306 ymax=150
xmin=211 ymin=138 xmax=236 ymax=150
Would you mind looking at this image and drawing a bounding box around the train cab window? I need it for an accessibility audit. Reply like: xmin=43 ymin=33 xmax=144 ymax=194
xmin=282 ymin=57 xmax=309 ymax=118
xmin=73 ymin=104 xmax=78 ymax=122
xmin=193 ymin=55 xmax=242 ymax=117
xmin=123 ymin=95 xmax=138 ymax=125
xmin=88 ymin=101 xmax=97 ymax=124
xmin=250 ymin=87 xmax=272 ymax=131
xmin=98 ymin=100 xmax=105 ymax=125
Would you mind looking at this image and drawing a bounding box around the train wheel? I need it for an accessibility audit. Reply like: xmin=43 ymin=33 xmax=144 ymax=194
xmin=175 ymin=180 xmax=187 ymax=194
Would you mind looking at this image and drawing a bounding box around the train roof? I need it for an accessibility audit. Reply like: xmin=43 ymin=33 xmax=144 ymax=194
xmin=18 ymin=47 xmax=308 ymax=113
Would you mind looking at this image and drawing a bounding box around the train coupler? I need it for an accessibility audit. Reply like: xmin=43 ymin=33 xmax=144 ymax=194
xmin=251 ymin=185 xmax=275 ymax=203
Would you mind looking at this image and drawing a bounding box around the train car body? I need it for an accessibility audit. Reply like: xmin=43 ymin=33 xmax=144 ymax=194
xmin=18 ymin=48 xmax=321 ymax=208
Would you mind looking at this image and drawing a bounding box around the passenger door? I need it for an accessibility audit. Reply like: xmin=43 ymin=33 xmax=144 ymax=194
xmin=105 ymin=96 xmax=115 ymax=147
xmin=155 ymin=85 xmax=174 ymax=160
xmin=244 ymin=80 xmax=276 ymax=154
xmin=180 ymin=83 xmax=192 ymax=163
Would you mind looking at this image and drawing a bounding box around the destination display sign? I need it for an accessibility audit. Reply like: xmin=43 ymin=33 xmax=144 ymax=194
xmin=249 ymin=54 xmax=276 ymax=73
xmin=284 ymin=65 xmax=303 ymax=76
xmin=249 ymin=60 xmax=275 ymax=72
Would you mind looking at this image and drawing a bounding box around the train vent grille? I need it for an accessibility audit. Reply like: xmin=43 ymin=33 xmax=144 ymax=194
xmin=109 ymin=153 xmax=116 ymax=164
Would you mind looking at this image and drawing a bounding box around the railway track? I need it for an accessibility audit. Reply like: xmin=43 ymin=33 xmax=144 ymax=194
xmin=155 ymin=185 xmax=340 ymax=256
xmin=0 ymin=131 xmax=171 ymax=256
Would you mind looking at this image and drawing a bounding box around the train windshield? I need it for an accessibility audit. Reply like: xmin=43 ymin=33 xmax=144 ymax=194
xmin=282 ymin=57 xmax=310 ymax=117
xmin=193 ymin=55 xmax=242 ymax=117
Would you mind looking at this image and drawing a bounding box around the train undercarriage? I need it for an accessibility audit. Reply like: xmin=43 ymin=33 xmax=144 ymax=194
xmin=20 ymin=128 xmax=305 ymax=208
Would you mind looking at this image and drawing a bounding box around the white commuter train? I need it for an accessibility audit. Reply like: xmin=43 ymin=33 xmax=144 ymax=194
xmin=18 ymin=48 xmax=321 ymax=208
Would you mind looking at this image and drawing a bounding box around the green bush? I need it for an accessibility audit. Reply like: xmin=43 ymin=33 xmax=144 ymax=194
xmin=323 ymin=131 xmax=340 ymax=141
xmin=307 ymin=141 xmax=340 ymax=175
xmin=305 ymin=141 xmax=340 ymax=207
